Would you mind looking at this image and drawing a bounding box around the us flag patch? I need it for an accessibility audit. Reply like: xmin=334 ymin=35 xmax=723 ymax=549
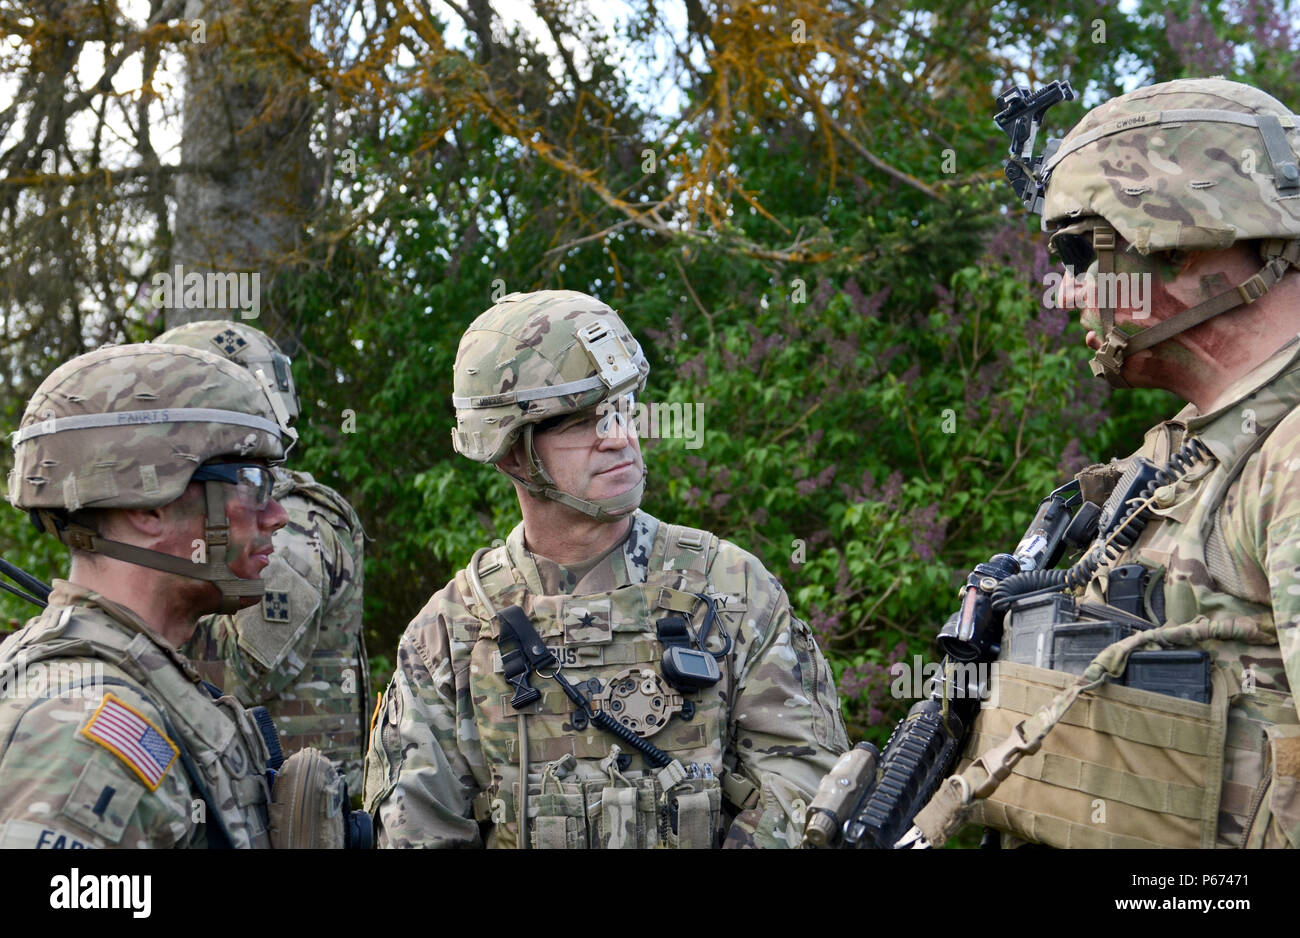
xmin=79 ymin=692 xmax=179 ymax=791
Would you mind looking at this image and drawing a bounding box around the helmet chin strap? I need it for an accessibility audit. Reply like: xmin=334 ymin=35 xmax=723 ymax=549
xmin=498 ymin=424 xmax=646 ymax=523
xmin=1087 ymin=224 xmax=1128 ymax=388
xmin=37 ymin=480 xmax=263 ymax=614
xmin=1088 ymin=226 xmax=1300 ymax=388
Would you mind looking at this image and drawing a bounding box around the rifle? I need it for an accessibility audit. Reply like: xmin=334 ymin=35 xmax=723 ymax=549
xmin=803 ymin=480 xmax=1089 ymax=849
xmin=0 ymin=557 xmax=51 ymax=610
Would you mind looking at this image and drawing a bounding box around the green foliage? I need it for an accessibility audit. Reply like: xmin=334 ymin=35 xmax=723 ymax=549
xmin=637 ymin=257 xmax=1174 ymax=741
xmin=2 ymin=0 xmax=1294 ymax=790
xmin=0 ymin=512 xmax=62 ymax=633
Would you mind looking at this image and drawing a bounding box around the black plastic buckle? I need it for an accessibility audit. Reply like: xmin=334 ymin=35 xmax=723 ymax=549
xmin=501 ymin=646 xmax=541 ymax=709
xmin=495 ymin=605 xmax=554 ymax=711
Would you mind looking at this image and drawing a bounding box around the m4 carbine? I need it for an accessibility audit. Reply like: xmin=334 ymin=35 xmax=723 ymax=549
xmin=0 ymin=557 xmax=51 ymax=610
xmin=803 ymin=481 xmax=1087 ymax=848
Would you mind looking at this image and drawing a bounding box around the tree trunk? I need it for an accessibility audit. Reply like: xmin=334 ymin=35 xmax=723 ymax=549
xmin=169 ymin=0 xmax=319 ymax=339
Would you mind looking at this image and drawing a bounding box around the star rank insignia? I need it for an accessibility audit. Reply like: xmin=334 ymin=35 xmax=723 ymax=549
xmin=263 ymin=590 xmax=291 ymax=623
xmin=212 ymin=327 xmax=248 ymax=358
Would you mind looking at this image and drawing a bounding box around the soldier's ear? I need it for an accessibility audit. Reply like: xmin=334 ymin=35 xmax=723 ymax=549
xmin=115 ymin=505 xmax=169 ymax=539
xmin=495 ymin=440 xmax=527 ymax=477
xmin=127 ymin=482 xmax=204 ymax=540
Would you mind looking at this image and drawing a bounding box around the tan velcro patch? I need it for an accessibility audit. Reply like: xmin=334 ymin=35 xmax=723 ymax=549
xmin=1273 ymin=735 xmax=1300 ymax=778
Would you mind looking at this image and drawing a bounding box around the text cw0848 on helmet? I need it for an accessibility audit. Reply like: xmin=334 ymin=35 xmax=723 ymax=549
xmin=7 ymin=343 xmax=296 ymax=612
xmin=452 ymin=290 xmax=649 ymax=522
xmin=1041 ymin=77 xmax=1300 ymax=386
xmin=155 ymin=320 xmax=300 ymax=426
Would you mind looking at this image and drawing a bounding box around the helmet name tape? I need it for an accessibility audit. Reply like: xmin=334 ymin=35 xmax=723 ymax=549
xmin=13 ymin=407 xmax=283 ymax=444
xmin=452 ymin=375 xmax=608 ymax=409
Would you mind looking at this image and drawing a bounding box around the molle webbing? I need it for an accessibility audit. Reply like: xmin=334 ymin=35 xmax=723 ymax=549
xmin=466 ymin=523 xmax=718 ymax=624
xmin=916 ymin=615 xmax=1286 ymax=848
xmin=958 ymin=661 xmax=1228 ymax=848
xmin=459 ymin=523 xmax=728 ymax=847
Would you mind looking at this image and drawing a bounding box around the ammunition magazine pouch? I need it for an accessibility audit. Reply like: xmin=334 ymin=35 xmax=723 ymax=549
xmin=960 ymin=660 xmax=1300 ymax=848
xmin=479 ymin=770 xmax=724 ymax=849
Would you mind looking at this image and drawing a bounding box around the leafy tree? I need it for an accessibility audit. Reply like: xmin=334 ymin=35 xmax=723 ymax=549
xmin=4 ymin=1 xmax=1299 ymax=759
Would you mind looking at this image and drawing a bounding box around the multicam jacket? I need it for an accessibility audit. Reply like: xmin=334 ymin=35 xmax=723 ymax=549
xmin=1075 ymin=337 xmax=1300 ymax=847
xmin=364 ymin=510 xmax=849 ymax=848
xmin=184 ymin=469 xmax=368 ymax=793
xmin=0 ymin=581 xmax=274 ymax=848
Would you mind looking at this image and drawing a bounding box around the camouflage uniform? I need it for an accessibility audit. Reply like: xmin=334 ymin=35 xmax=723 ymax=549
xmin=185 ymin=469 xmax=368 ymax=792
xmin=1074 ymin=338 xmax=1300 ymax=847
xmin=0 ymin=581 xmax=275 ymax=848
xmin=916 ymin=79 xmax=1300 ymax=848
xmin=364 ymin=289 xmax=847 ymax=848
xmin=364 ymin=510 xmax=848 ymax=848
xmin=0 ymin=342 xmax=297 ymax=849
xmin=157 ymin=321 xmax=369 ymax=794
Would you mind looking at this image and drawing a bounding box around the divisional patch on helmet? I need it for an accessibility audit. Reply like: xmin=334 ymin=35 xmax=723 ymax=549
xmin=79 ymin=693 xmax=178 ymax=792
xmin=263 ymin=590 xmax=291 ymax=623
xmin=212 ymin=327 xmax=249 ymax=358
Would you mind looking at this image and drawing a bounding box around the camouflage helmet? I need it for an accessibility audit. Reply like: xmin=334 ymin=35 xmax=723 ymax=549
xmin=452 ymin=291 xmax=648 ymax=462
xmin=8 ymin=343 xmax=294 ymax=612
xmin=1040 ymin=78 xmax=1300 ymax=385
xmin=155 ymin=319 xmax=300 ymax=425
xmin=452 ymin=290 xmax=649 ymax=520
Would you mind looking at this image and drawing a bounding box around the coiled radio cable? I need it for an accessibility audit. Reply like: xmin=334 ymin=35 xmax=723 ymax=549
xmin=992 ymin=437 xmax=1212 ymax=609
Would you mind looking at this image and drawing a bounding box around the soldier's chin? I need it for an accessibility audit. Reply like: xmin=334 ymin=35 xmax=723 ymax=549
xmin=592 ymin=464 xmax=640 ymax=492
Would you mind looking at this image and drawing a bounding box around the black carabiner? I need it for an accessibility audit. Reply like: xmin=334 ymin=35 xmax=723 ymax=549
xmin=694 ymin=593 xmax=732 ymax=660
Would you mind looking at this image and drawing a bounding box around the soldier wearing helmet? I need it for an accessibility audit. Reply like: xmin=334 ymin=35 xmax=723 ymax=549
xmin=0 ymin=343 xmax=295 ymax=847
xmin=364 ymin=290 xmax=848 ymax=848
xmin=156 ymin=321 xmax=369 ymax=797
xmin=919 ymin=78 xmax=1300 ymax=849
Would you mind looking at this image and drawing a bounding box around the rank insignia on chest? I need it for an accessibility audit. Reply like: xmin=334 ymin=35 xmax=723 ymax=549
xmin=263 ymin=591 xmax=291 ymax=623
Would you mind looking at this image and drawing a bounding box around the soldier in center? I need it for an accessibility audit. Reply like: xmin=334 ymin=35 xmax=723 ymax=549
xmin=365 ymin=290 xmax=848 ymax=848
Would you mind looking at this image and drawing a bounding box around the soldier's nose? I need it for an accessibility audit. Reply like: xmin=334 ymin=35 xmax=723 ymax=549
xmin=262 ymin=498 xmax=289 ymax=531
